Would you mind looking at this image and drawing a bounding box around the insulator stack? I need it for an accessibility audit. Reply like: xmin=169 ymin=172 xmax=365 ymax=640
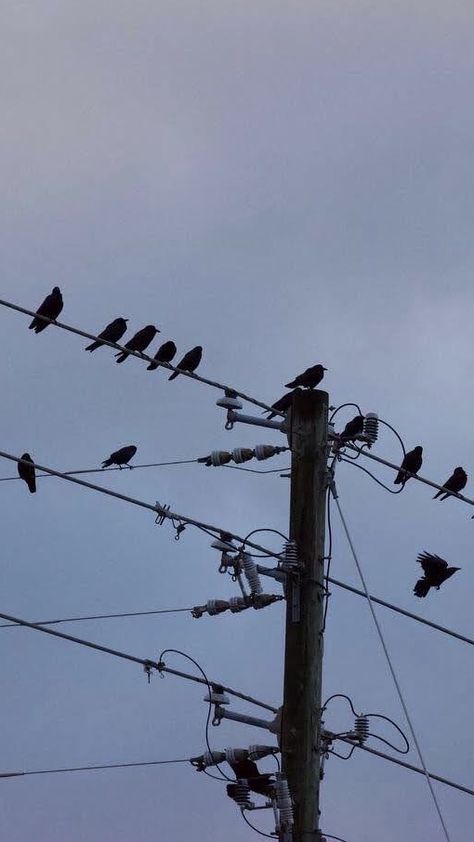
xmin=207 ymin=600 xmax=229 ymax=616
xmin=354 ymin=714 xmax=370 ymax=744
xmin=254 ymin=444 xmax=286 ymax=461
xmin=283 ymin=540 xmax=300 ymax=568
xmin=232 ymin=781 xmax=253 ymax=808
xmin=275 ymin=775 xmax=294 ymax=828
xmin=242 ymin=553 xmax=263 ymax=595
xmin=248 ymin=745 xmax=279 ymax=761
xmin=200 ymin=750 xmax=226 ymax=769
xmin=228 ymin=596 xmax=248 ymax=613
xmin=232 ymin=447 xmax=255 ymax=464
xmin=224 ymin=748 xmax=248 ymax=764
xmin=363 ymin=413 xmax=379 ymax=447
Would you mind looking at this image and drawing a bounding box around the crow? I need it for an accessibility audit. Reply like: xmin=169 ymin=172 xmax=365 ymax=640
xmin=285 ymin=364 xmax=327 ymax=389
xmin=433 ymin=466 xmax=467 ymax=500
xmin=227 ymin=758 xmax=274 ymax=797
xmin=147 ymin=340 xmax=177 ymax=371
xmin=339 ymin=414 xmax=365 ymax=442
xmin=29 ymin=287 xmax=63 ymax=333
xmin=168 ymin=345 xmax=202 ymax=380
xmin=115 ymin=325 xmax=159 ymax=363
xmin=264 ymin=388 xmax=302 ymax=420
xmin=393 ymin=446 xmax=423 ymax=485
xmin=85 ymin=317 xmax=128 ymax=352
xmin=101 ymin=445 xmax=137 ymax=468
xmin=17 ymin=453 xmax=36 ymax=493
xmin=414 ymin=551 xmax=460 ymax=597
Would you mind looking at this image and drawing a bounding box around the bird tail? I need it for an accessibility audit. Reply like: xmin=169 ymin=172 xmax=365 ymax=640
xmin=394 ymin=472 xmax=404 ymax=485
xmin=28 ymin=319 xmax=36 ymax=330
xmin=284 ymin=379 xmax=297 ymax=389
xmin=147 ymin=361 xmax=159 ymax=371
xmin=102 ymin=459 xmax=113 ymax=468
xmin=28 ymin=477 xmax=36 ymax=493
xmin=168 ymin=370 xmax=179 ymax=381
xmin=115 ymin=352 xmax=128 ymax=364
xmin=414 ymin=579 xmax=430 ymax=598
xmin=433 ymin=489 xmax=442 ymax=499
xmin=85 ymin=341 xmax=100 ymax=352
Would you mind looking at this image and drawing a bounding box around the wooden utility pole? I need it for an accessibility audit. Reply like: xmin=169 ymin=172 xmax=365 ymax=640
xmin=281 ymin=389 xmax=329 ymax=842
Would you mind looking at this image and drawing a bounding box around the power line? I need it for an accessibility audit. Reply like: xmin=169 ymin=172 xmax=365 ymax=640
xmin=0 ymin=758 xmax=190 ymax=779
xmin=0 ymin=450 xmax=283 ymax=562
xmin=0 ymin=607 xmax=277 ymax=713
xmin=331 ymin=488 xmax=452 ymax=842
xmin=327 ymin=577 xmax=474 ymax=647
xmin=0 ymin=298 xmax=284 ymax=417
xmin=0 ymin=607 xmax=193 ymax=629
xmin=0 ymin=459 xmax=201 ymax=483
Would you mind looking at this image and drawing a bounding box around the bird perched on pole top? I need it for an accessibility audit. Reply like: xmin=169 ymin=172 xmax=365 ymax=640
xmin=393 ymin=446 xmax=423 ymax=485
xmin=413 ymin=552 xmax=460 ymax=597
xmin=85 ymin=317 xmax=128 ymax=352
xmin=433 ymin=467 xmax=467 ymax=500
xmin=147 ymin=340 xmax=177 ymax=371
xmin=17 ymin=453 xmax=36 ymax=493
xmin=101 ymin=445 xmax=137 ymax=469
xmin=264 ymin=388 xmax=302 ymax=420
xmin=168 ymin=346 xmax=202 ymax=380
xmin=29 ymin=287 xmax=63 ymax=333
xmin=285 ymin=364 xmax=327 ymax=390
xmin=115 ymin=325 xmax=159 ymax=363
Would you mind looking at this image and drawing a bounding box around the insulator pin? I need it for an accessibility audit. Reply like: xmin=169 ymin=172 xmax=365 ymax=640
xmin=242 ymin=553 xmax=263 ymax=594
xmin=283 ymin=540 xmax=300 ymax=568
xmin=232 ymin=447 xmax=254 ymax=464
xmin=275 ymin=774 xmax=294 ymax=828
xmin=363 ymin=413 xmax=379 ymax=447
xmin=354 ymin=714 xmax=370 ymax=744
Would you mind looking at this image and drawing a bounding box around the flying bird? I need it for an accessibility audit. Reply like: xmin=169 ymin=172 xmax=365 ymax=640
xmin=414 ymin=551 xmax=460 ymax=597
xmin=285 ymin=364 xmax=327 ymax=390
xmin=433 ymin=466 xmax=467 ymax=501
xmin=17 ymin=453 xmax=36 ymax=494
xmin=393 ymin=446 xmax=423 ymax=485
xmin=147 ymin=340 xmax=177 ymax=371
xmin=85 ymin=317 xmax=128 ymax=352
xmin=339 ymin=414 xmax=365 ymax=442
xmin=264 ymin=388 xmax=302 ymax=420
xmin=29 ymin=287 xmax=63 ymax=333
xmin=115 ymin=325 xmax=159 ymax=364
xmin=168 ymin=345 xmax=202 ymax=380
xmin=101 ymin=445 xmax=137 ymax=468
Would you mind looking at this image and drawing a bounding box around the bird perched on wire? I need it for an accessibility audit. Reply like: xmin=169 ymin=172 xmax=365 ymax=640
xmin=101 ymin=445 xmax=137 ymax=469
xmin=85 ymin=317 xmax=128 ymax=352
xmin=393 ymin=446 xmax=423 ymax=485
xmin=115 ymin=325 xmax=159 ymax=363
xmin=413 ymin=551 xmax=460 ymax=597
xmin=29 ymin=287 xmax=63 ymax=333
xmin=147 ymin=340 xmax=177 ymax=371
xmin=285 ymin=363 xmax=327 ymax=390
xmin=17 ymin=453 xmax=36 ymax=493
xmin=168 ymin=345 xmax=202 ymax=380
xmin=264 ymin=388 xmax=302 ymax=420
xmin=433 ymin=466 xmax=467 ymax=501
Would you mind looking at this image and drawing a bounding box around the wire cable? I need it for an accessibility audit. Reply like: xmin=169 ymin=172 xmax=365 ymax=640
xmin=322 ymin=484 xmax=333 ymax=631
xmin=0 ymin=298 xmax=284 ymax=417
xmin=0 ymin=607 xmax=192 ymax=629
xmin=0 ymin=459 xmax=201 ymax=483
xmin=366 ymin=713 xmax=409 ymax=754
xmin=378 ymin=418 xmax=406 ymax=458
xmin=329 ymin=403 xmax=363 ymax=422
xmin=331 ymin=488 xmax=452 ymax=842
xmin=340 ymin=457 xmax=404 ymax=494
xmin=321 ymin=834 xmax=350 ymax=842
xmin=367 ymin=731 xmax=409 ymax=755
xmin=0 ymin=758 xmax=190 ymax=779
xmin=240 ymin=809 xmax=275 ymax=839
xmin=321 ymin=694 xmax=358 ymax=717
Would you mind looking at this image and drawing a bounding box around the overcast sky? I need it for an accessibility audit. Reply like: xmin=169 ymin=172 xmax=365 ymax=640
xmin=0 ymin=2 xmax=473 ymax=841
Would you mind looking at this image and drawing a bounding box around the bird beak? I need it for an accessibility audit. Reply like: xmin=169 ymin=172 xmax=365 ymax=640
xmin=323 ymin=367 xmax=328 ymax=370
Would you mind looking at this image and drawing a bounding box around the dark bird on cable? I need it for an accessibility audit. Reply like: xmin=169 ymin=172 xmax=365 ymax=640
xmin=227 ymin=758 xmax=274 ymax=797
xmin=433 ymin=467 xmax=467 ymax=501
xmin=147 ymin=340 xmax=177 ymax=371
xmin=168 ymin=345 xmax=202 ymax=380
xmin=85 ymin=317 xmax=128 ymax=352
xmin=414 ymin=551 xmax=460 ymax=597
xmin=115 ymin=325 xmax=159 ymax=364
xmin=285 ymin=364 xmax=327 ymax=390
xmin=393 ymin=445 xmax=423 ymax=485
xmin=264 ymin=388 xmax=302 ymax=420
xmin=339 ymin=414 xmax=365 ymax=442
xmin=29 ymin=287 xmax=63 ymax=333
xmin=17 ymin=453 xmax=36 ymax=494
xmin=101 ymin=445 xmax=137 ymax=469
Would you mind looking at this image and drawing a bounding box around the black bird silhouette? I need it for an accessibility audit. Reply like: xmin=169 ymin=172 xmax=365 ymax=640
xmin=29 ymin=287 xmax=63 ymax=333
xmin=393 ymin=446 xmax=423 ymax=485
xmin=264 ymin=388 xmax=302 ymax=420
xmin=433 ymin=466 xmax=467 ymax=500
xmin=168 ymin=345 xmax=202 ymax=380
xmin=226 ymin=758 xmax=274 ymax=797
xmin=285 ymin=364 xmax=327 ymax=390
xmin=115 ymin=325 xmax=159 ymax=364
xmin=147 ymin=340 xmax=177 ymax=371
xmin=339 ymin=414 xmax=364 ymax=442
xmin=101 ymin=445 xmax=137 ymax=468
xmin=414 ymin=551 xmax=460 ymax=597
xmin=17 ymin=453 xmax=36 ymax=493
xmin=85 ymin=318 xmax=128 ymax=352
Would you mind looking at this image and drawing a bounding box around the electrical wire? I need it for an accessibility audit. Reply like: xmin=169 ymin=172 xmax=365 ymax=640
xmin=321 ymin=834 xmax=350 ymax=842
xmin=329 ymin=745 xmax=356 ymax=761
xmin=0 ymin=758 xmax=190 ymax=779
xmin=367 ymin=731 xmax=409 ymax=755
xmin=158 ymin=648 xmax=233 ymax=783
xmin=321 ymin=694 xmax=358 ymax=717
xmin=223 ymin=465 xmax=290 ymax=475
xmin=322 ymin=484 xmax=333 ymax=632
xmin=0 ymin=607 xmax=192 ymax=629
xmin=331 ymin=488 xmax=452 ymax=842
xmin=240 ymin=809 xmax=276 ymax=839
xmin=340 ymin=457 xmax=405 ymax=494
xmin=329 ymin=403 xmax=363 ymax=422
xmin=0 ymin=459 xmax=201 ymax=483
xmin=378 ymin=418 xmax=406 ymax=458
xmin=0 ymin=298 xmax=284 ymax=417
xmin=366 ymin=713 xmax=409 ymax=754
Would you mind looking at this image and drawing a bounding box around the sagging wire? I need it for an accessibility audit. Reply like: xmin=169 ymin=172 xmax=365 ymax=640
xmin=378 ymin=418 xmax=406 ymax=459
xmin=240 ymin=809 xmax=276 ymax=839
xmin=321 ymin=694 xmax=410 ymax=755
xmin=239 ymin=528 xmax=289 ymax=559
xmin=322 ymin=484 xmax=333 ymax=632
xmin=329 ymin=403 xmax=363 ymax=423
xmin=340 ymin=457 xmax=405 ymax=495
xmin=322 ymin=834 xmax=350 ymax=842
xmin=158 ymin=649 xmax=233 ymax=784
xmin=365 ymin=713 xmax=410 ymax=755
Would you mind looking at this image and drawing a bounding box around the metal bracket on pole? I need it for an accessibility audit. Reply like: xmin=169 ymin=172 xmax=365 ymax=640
xmin=212 ymin=704 xmax=280 ymax=732
xmin=224 ymin=408 xmax=288 ymax=433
